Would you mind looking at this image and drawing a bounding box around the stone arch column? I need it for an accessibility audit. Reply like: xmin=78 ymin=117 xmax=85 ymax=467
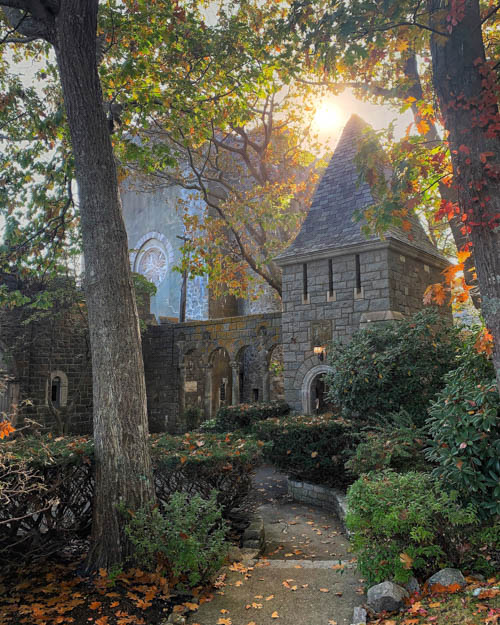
xmin=204 ymin=364 xmax=213 ymax=418
xmin=300 ymin=364 xmax=333 ymax=415
xmin=230 ymin=361 xmax=240 ymax=406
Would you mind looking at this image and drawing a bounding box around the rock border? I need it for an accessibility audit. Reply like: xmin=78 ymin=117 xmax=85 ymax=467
xmin=241 ymin=513 xmax=265 ymax=552
xmin=287 ymin=478 xmax=348 ymax=530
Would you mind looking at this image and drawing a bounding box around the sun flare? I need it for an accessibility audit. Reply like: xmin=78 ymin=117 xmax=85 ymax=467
xmin=313 ymin=101 xmax=343 ymax=133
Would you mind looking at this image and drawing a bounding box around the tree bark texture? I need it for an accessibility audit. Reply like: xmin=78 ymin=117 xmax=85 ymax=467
xmin=53 ymin=0 xmax=156 ymax=571
xmin=429 ymin=0 xmax=500 ymax=389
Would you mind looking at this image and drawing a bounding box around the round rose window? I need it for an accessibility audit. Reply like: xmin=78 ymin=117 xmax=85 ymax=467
xmin=134 ymin=239 xmax=169 ymax=286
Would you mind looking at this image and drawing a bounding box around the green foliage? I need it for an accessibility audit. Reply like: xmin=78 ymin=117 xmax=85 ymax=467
xmin=463 ymin=521 xmax=500 ymax=577
xmin=0 ymin=431 xmax=261 ymax=561
xmin=345 ymin=410 xmax=430 ymax=478
xmin=425 ymin=338 xmax=500 ymax=519
xmin=253 ymin=414 xmax=355 ymax=488
xmin=214 ymin=400 xmax=290 ymax=432
xmin=125 ymin=491 xmax=228 ymax=588
xmin=346 ymin=470 xmax=478 ymax=585
xmin=324 ymin=309 xmax=461 ymax=426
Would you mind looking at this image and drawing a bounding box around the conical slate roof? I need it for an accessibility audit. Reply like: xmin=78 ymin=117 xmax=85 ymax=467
xmin=276 ymin=114 xmax=444 ymax=263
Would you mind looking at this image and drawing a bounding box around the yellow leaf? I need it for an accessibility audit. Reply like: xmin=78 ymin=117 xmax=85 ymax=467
xmin=311 ymin=451 xmax=318 ymax=458
xmin=320 ymin=588 xmax=330 ymax=593
xmin=271 ymin=612 xmax=279 ymax=619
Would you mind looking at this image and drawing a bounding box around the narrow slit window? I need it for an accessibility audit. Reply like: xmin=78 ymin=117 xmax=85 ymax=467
xmin=252 ymin=388 xmax=259 ymax=402
xmin=303 ymin=263 xmax=308 ymax=301
xmin=355 ymin=254 xmax=361 ymax=294
xmin=51 ymin=376 xmax=61 ymax=407
xmin=328 ymin=259 xmax=334 ymax=297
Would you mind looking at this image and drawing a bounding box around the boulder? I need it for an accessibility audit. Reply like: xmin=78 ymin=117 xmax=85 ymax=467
xmin=406 ymin=576 xmax=421 ymax=595
xmin=367 ymin=581 xmax=409 ymax=614
xmin=426 ymin=568 xmax=466 ymax=589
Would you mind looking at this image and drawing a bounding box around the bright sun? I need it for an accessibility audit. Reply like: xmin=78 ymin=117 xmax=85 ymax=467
xmin=313 ymin=101 xmax=344 ymax=133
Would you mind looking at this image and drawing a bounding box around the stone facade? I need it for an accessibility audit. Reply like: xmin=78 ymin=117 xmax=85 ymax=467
xmin=276 ymin=115 xmax=451 ymax=414
xmin=0 ymin=115 xmax=451 ymax=431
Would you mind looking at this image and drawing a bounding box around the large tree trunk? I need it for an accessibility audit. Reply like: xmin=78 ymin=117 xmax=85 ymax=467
xmin=53 ymin=0 xmax=156 ymax=571
xmin=429 ymin=0 xmax=500 ymax=389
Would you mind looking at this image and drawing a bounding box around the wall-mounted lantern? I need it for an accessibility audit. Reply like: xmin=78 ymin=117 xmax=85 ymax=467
xmin=313 ymin=345 xmax=326 ymax=362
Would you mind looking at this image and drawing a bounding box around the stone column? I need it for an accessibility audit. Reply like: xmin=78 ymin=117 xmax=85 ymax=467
xmin=260 ymin=354 xmax=270 ymax=403
xmin=230 ymin=361 xmax=240 ymax=405
xmin=178 ymin=363 xmax=186 ymax=427
xmin=204 ymin=364 xmax=213 ymax=418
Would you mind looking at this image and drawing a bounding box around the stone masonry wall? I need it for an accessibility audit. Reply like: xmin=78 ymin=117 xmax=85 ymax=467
xmin=0 ymin=306 xmax=93 ymax=433
xmin=281 ymin=247 xmax=392 ymax=413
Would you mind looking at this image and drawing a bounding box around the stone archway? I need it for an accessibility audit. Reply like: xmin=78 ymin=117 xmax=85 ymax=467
xmin=301 ymin=364 xmax=333 ymax=415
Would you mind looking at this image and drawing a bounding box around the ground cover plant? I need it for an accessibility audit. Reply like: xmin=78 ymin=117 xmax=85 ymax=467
xmin=0 ymin=432 xmax=262 ymax=563
xmin=253 ymin=413 xmax=356 ymax=488
xmin=324 ymin=309 xmax=462 ymax=426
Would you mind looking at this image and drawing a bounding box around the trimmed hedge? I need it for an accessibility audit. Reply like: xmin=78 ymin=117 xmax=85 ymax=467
xmin=253 ymin=414 xmax=355 ymax=488
xmin=0 ymin=432 xmax=262 ymax=562
xmin=210 ymin=400 xmax=290 ymax=432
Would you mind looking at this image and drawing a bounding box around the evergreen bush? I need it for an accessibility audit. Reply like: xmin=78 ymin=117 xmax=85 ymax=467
xmin=324 ymin=308 xmax=461 ymax=425
xmin=346 ymin=470 xmax=478 ymax=585
xmin=425 ymin=336 xmax=500 ymax=519
xmin=253 ymin=414 xmax=355 ymax=488
xmin=345 ymin=410 xmax=430 ymax=478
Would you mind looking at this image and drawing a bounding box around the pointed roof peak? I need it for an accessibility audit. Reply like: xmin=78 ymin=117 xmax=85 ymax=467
xmin=276 ymin=115 xmax=445 ymax=263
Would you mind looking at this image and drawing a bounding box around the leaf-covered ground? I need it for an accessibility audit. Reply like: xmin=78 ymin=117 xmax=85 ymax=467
xmin=371 ymin=577 xmax=500 ymax=625
xmin=0 ymin=553 xmax=216 ymax=625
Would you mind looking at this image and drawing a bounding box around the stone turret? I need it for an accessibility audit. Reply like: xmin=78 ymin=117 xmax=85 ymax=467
xmin=275 ymin=114 xmax=450 ymax=414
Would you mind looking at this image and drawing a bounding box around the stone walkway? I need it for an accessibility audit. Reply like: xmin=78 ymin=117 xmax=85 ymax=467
xmin=188 ymin=466 xmax=365 ymax=625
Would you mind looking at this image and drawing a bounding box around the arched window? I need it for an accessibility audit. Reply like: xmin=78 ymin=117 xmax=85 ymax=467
xmin=46 ymin=371 xmax=68 ymax=408
xmin=51 ymin=376 xmax=61 ymax=407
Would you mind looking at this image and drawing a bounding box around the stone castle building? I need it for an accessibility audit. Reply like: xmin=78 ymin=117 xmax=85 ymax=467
xmin=0 ymin=115 xmax=449 ymax=432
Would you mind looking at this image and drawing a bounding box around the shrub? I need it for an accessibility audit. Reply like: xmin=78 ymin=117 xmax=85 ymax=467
xmin=324 ymin=308 xmax=461 ymax=426
xmin=253 ymin=414 xmax=355 ymax=488
xmin=214 ymin=400 xmax=290 ymax=432
xmin=346 ymin=470 xmax=478 ymax=585
xmin=0 ymin=432 xmax=261 ymax=562
xmin=463 ymin=521 xmax=500 ymax=577
xmin=125 ymin=491 xmax=228 ymax=587
xmin=345 ymin=410 xmax=430 ymax=478
xmin=425 ymin=337 xmax=500 ymax=519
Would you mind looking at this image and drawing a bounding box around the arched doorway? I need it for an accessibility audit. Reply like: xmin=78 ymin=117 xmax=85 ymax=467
xmin=301 ymin=365 xmax=333 ymax=415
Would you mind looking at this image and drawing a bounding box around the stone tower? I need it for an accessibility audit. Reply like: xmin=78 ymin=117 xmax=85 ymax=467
xmin=275 ymin=114 xmax=450 ymax=414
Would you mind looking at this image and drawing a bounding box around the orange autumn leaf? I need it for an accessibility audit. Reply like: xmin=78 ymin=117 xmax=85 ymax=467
xmin=430 ymin=582 xmax=462 ymax=593
xmin=478 ymin=588 xmax=500 ymax=599
xmin=89 ymin=601 xmax=102 ymax=610
xmin=271 ymin=612 xmax=279 ymax=619
xmin=96 ymin=618 xmax=110 ymax=625
xmin=0 ymin=420 xmax=14 ymax=439
xmin=217 ymin=619 xmax=232 ymax=625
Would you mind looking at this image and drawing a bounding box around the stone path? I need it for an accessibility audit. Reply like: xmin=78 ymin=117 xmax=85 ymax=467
xmin=188 ymin=466 xmax=365 ymax=625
